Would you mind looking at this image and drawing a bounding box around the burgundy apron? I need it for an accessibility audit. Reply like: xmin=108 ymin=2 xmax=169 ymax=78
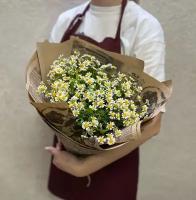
xmin=48 ymin=1 xmax=139 ymax=199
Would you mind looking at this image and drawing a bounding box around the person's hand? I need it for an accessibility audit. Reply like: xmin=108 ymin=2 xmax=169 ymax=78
xmin=45 ymin=141 xmax=87 ymax=177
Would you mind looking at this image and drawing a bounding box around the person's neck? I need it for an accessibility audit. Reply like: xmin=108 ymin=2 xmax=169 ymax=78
xmin=91 ymin=0 xmax=122 ymax=7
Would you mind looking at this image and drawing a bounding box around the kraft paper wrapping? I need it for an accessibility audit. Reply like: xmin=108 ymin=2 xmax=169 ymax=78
xmin=26 ymin=36 xmax=172 ymax=155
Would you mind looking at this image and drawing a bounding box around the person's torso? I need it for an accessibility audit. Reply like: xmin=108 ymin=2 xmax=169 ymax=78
xmin=50 ymin=1 xmax=164 ymax=56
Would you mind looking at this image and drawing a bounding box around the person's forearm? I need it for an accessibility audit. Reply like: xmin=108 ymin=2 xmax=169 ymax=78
xmin=80 ymin=113 xmax=162 ymax=176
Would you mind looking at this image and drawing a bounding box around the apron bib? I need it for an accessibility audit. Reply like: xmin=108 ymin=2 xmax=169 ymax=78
xmin=48 ymin=1 xmax=139 ymax=199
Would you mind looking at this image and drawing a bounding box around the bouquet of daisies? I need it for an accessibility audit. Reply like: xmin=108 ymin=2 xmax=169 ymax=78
xmin=26 ymin=36 xmax=172 ymax=155
xmin=37 ymin=50 xmax=149 ymax=146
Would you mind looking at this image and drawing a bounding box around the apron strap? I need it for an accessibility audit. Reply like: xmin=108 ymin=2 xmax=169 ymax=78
xmin=61 ymin=3 xmax=90 ymax=42
xmin=115 ymin=0 xmax=128 ymax=40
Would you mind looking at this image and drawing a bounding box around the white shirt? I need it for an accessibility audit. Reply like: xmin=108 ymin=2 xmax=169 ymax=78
xmin=50 ymin=1 xmax=166 ymax=112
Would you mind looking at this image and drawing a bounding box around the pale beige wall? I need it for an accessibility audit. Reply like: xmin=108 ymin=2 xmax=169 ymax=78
xmin=0 ymin=0 xmax=195 ymax=199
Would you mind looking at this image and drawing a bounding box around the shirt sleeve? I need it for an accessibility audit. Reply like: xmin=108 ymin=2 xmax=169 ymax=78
xmin=134 ymin=18 xmax=166 ymax=81
xmin=49 ymin=13 xmax=70 ymax=43
xmin=134 ymin=18 xmax=166 ymax=112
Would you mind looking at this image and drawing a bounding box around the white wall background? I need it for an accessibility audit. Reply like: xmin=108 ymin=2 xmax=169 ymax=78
xmin=0 ymin=0 xmax=195 ymax=199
